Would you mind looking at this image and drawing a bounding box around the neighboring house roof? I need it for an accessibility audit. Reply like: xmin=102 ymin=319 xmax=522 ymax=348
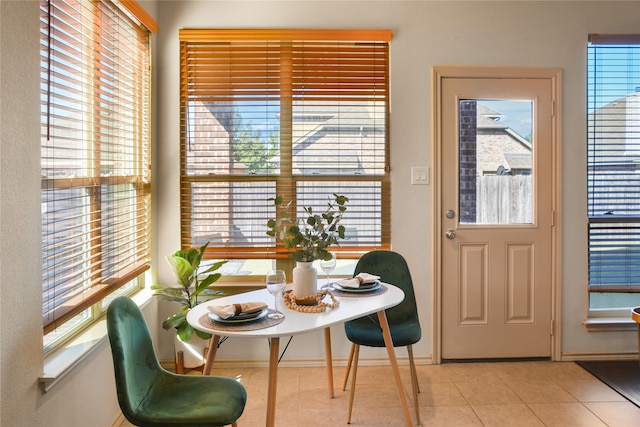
xmin=477 ymin=104 xmax=509 ymax=130
xmin=589 ymin=91 xmax=640 ymax=165
xmin=503 ymin=153 xmax=532 ymax=171
xmin=290 ymin=104 xmax=383 ymax=174
xmin=292 ymin=105 xmax=382 ymax=148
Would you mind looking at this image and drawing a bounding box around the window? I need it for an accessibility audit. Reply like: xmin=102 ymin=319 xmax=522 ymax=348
xmin=587 ymin=34 xmax=640 ymax=312
xmin=40 ymin=0 xmax=156 ymax=351
xmin=179 ymin=29 xmax=392 ymax=278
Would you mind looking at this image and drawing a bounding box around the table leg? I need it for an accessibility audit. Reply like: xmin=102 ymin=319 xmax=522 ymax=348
xmin=202 ymin=335 xmax=221 ymax=376
xmin=323 ymin=327 xmax=334 ymax=398
xmin=266 ymin=337 xmax=280 ymax=427
xmin=377 ymin=311 xmax=414 ymax=427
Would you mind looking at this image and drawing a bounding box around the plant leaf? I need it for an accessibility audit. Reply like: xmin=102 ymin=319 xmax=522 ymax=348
xmin=162 ymin=311 xmax=187 ymax=330
xmin=176 ymin=322 xmax=194 ymax=342
xmin=166 ymin=255 xmax=194 ymax=287
xmin=194 ymin=329 xmax=212 ymax=340
xmin=196 ymin=272 xmax=222 ymax=293
xmin=200 ymin=260 xmax=227 ymax=275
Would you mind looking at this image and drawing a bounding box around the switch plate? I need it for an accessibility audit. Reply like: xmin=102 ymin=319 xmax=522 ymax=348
xmin=411 ymin=166 xmax=430 ymax=185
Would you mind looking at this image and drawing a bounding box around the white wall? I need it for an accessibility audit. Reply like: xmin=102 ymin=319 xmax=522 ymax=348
xmin=1 ymin=2 xmax=45 ymax=425
xmin=3 ymin=1 xmax=640 ymax=426
xmin=0 ymin=2 xmax=159 ymax=426
xmin=155 ymin=0 xmax=640 ymax=362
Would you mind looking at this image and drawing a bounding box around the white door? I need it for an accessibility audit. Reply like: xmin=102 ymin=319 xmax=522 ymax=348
xmin=436 ymin=69 xmax=559 ymax=360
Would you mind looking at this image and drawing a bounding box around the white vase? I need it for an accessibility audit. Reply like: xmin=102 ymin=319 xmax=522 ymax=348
xmin=292 ymin=261 xmax=317 ymax=297
xmin=174 ymin=333 xmax=208 ymax=369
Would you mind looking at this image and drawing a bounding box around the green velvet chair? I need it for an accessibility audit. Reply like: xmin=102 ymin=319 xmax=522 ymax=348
xmin=106 ymin=296 xmax=247 ymax=427
xmin=341 ymin=250 xmax=422 ymax=424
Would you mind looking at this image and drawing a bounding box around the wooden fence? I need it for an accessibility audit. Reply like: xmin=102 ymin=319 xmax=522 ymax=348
xmin=476 ymin=175 xmax=532 ymax=224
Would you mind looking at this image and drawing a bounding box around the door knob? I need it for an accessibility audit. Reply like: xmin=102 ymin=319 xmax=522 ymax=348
xmin=445 ymin=229 xmax=456 ymax=239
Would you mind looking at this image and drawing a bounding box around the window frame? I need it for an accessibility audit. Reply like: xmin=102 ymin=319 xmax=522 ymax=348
xmin=40 ymin=0 xmax=156 ymax=351
xmin=178 ymin=29 xmax=392 ymax=279
xmin=587 ymin=33 xmax=640 ymax=315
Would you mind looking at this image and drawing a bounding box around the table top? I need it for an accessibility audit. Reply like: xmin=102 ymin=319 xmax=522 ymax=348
xmin=186 ymin=282 xmax=405 ymax=338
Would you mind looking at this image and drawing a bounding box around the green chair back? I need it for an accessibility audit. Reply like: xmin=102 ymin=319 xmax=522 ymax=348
xmin=107 ymin=296 xmax=247 ymax=427
xmin=344 ymin=250 xmax=421 ymax=347
xmin=107 ymin=296 xmax=163 ymax=417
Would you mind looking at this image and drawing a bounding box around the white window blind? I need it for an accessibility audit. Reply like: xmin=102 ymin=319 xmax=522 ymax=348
xmin=179 ymin=29 xmax=392 ymax=261
xmin=40 ymin=0 xmax=155 ymax=333
xmin=587 ymin=34 xmax=640 ymax=294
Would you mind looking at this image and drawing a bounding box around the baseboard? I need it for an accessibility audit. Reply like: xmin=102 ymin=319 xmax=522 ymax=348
xmin=559 ymin=351 xmax=639 ymax=362
xmin=111 ymin=413 xmax=125 ymax=427
xmin=160 ymin=353 xmax=639 ymax=368
xmin=161 ymin=355 xmax=434 ymax=370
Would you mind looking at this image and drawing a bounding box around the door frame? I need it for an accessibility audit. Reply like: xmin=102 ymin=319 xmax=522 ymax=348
xmin=431 ymin=66 xmax=563 ymax=363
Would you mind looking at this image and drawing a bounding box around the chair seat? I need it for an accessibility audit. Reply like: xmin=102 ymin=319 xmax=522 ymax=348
xmin=345 ymin=314 xmax=421 ymax=348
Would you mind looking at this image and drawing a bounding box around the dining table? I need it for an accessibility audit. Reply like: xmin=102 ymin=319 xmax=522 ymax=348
xmin=186 ymin=281 xmax=414 ymax=427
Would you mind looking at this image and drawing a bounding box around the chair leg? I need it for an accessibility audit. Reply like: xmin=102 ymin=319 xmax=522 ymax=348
xmin=342 ymin=343 xmax=356 ymax=391
xmin=407 ymin=344 xmax=420 ymax=394
xmin=347 ymin=344 xmax=360 ymax=424
xmin=407 ymin=345 xmax=420 ymax=425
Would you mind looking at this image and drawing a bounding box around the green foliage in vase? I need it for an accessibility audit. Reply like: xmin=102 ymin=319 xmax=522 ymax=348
xmin=266 ymin=193 xmax=349 ymax=262
xmin=151 ymin=242 xmax=227 ymax=341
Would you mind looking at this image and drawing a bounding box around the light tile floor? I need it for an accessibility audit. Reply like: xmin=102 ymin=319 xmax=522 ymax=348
xmin=120 ymin=361 xmax=640 ymax=426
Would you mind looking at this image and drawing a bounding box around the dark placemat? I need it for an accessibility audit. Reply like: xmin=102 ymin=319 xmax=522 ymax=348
xmin=576 ymin=360 xmax=640 ymax=408
xmin=198 ymin=308 xmax=285 ymax=332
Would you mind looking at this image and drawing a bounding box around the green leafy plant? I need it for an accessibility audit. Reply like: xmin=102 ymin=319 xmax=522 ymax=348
xmin=151 ymin=242 xmax=227 ymax=341
xmin=266 ymin=193 xmax=349 ymax=262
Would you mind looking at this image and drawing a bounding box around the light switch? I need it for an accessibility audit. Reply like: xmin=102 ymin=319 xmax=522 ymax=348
xmin=411 ymin=166 xmax=430 ymax=185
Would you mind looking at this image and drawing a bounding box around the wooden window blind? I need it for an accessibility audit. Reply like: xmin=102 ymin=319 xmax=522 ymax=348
xmin=40 ymin=0 xmax=156 ymax=333
xmin=587 ymin=34 xmax=640 ymax=293
xmin=179 ymin=29 xmax=392 ymax=263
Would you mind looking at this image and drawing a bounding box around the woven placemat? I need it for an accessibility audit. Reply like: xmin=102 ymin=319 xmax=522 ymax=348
xmin=198 ymin=309 xmax=285 ymax=332
xmin=329 ymin=283 xmax=388 ymax=298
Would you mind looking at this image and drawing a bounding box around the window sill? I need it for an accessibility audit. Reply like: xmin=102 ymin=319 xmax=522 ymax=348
xmin=583 ymin=316 xmax=638 ymax=332
xmin=39 ymin=289 xmax=152 ymax=393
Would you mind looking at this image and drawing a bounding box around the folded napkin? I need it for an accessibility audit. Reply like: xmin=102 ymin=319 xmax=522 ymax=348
xmin=208 ymin=301 xmax=267 ymax=319
xmin=336 ymin=272 xmax=381 ymax=289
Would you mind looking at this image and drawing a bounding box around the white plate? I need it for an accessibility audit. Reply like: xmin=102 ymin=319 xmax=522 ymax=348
xmin=333 ymin=281 xmax=382 ymax=293
xmin=208 ymin=308 xmax=269 ymax=324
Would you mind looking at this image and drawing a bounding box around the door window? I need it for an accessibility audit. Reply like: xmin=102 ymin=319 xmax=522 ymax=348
xmin=458 ymin=100 xmax=533 ymax=225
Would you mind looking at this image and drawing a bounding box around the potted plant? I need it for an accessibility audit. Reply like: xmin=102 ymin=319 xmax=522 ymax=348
xmin=151 ymin=242 xmax=226 ymax=367
xmin=266 ymin=193 xmax=348 ymax=296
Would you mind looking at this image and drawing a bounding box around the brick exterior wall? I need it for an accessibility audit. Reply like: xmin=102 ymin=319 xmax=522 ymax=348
xmin=459 ymin=100 xmax=477 ymax=223
xmin=477 ymin=130 xmax=530 ymax=175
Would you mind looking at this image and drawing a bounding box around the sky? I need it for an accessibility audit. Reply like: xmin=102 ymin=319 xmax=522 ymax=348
xmin=480 ymin=100 xmax=532 ymax=139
